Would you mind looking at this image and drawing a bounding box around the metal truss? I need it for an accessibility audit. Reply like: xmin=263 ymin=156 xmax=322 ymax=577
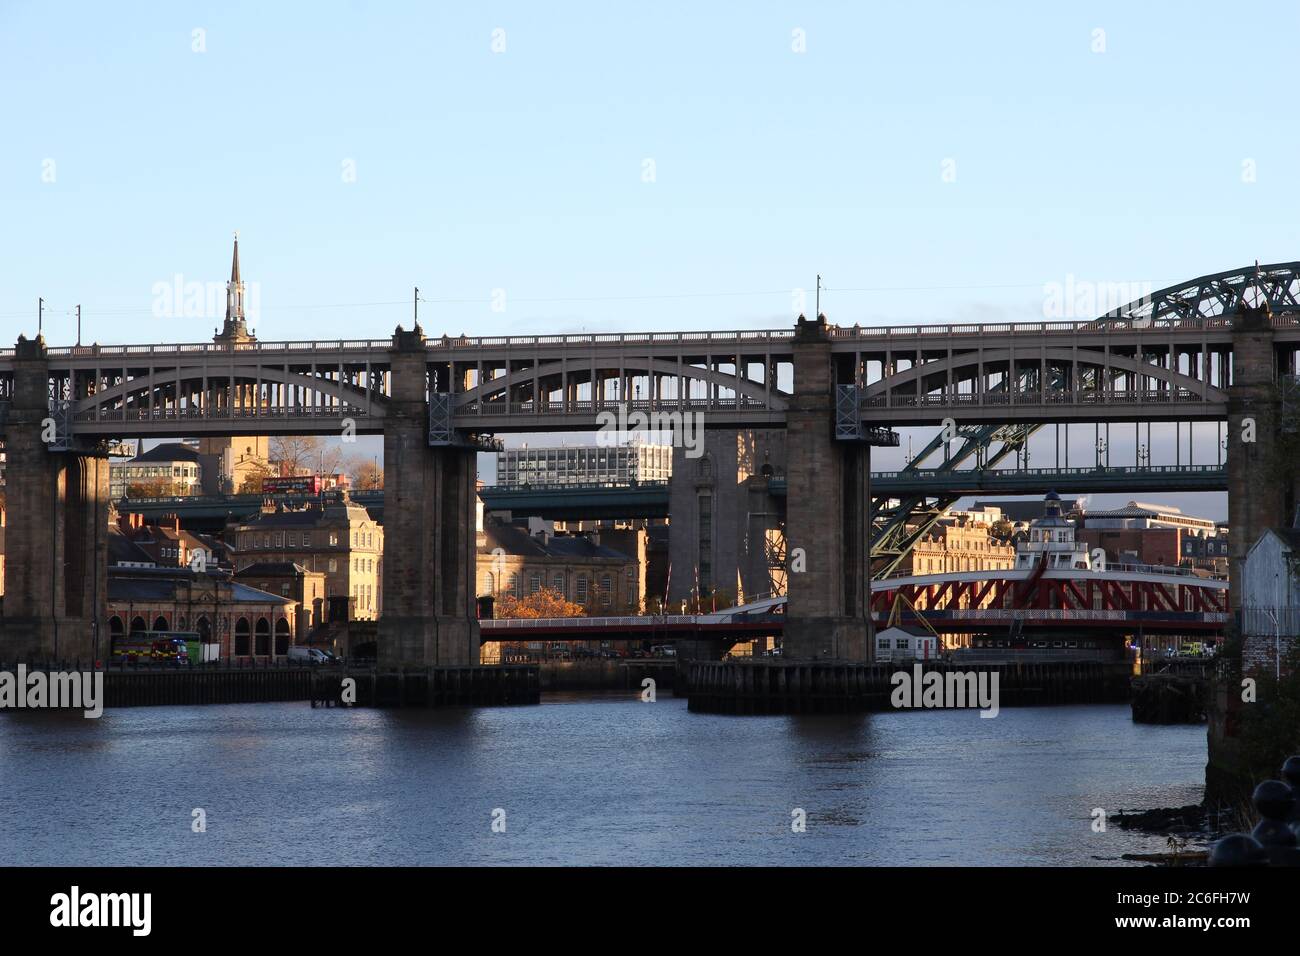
xmin=1097 ymin=261 xmax=1300 ymax=325
xmin=46 ymin=399 xmax=74 ymax=452
xmin=428 ymin=393 xmax=452 ymax=445
xmin=836 ymin=385 xmax=900 ymax=445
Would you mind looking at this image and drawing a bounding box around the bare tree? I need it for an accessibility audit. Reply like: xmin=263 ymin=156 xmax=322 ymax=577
xmin=270 ymin=436 xmax=323 ymax=476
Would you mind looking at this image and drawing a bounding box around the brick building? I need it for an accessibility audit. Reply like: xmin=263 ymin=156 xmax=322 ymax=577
xmin=107 ymin=525 xmax=296 ymax=661
xmin=1078 ymin=501 xmax=1226 ymax=573
xmin=234 ymin=561 xmax=329 ymax=639
xmin=115 ymin=512 xmax=220 ymax=570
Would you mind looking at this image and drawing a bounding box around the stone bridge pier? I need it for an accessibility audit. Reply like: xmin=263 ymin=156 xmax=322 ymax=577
xmin=782 ymin=316 xmax=873 ymax=661
xmin=1 ymin=336 xmax=110 ymax=663
xmin=378 ymin=327 xmax=480 ymax=667
xmin=1227 ymin=299 xmax=1298 ymax=609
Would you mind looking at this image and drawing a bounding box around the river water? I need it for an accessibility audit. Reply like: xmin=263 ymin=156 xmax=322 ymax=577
xmin=0 ymin=694 xmax=1207 ymax=866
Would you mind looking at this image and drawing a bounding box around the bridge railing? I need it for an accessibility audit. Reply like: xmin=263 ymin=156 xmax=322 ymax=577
xmin=872 ymin=562 xmax=1224 ymax=583
xmin=828 ymin=316 xmax=1247 ymax=339
xmin=480 ymin=479 xmax=671 ymax=492
xmin=426 ymin=329 xmax=798 ymax=348
xmin=458 ymin=396 xmax=773 ymax=415
xmin=862 ymin=388 xmax=1213 ymax=410
xmin=481 ymin=615 xmax=699 ymax=629
xmin=904 ymin=608 xmax=1230 ymax=622
xmin=72 ymin=404 xmax=369 ymax=423
xmin=870 ymin=463 xmax=1226 ymax=481
xmin=16 ymin=309 xmax=1300 ymax=361
xmin=45 ymin=339 xmax=395 ymax=357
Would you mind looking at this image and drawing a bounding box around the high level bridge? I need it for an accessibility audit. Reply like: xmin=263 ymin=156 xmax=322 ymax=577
xmin=1 ymin=254 xmax=1297 ymax=665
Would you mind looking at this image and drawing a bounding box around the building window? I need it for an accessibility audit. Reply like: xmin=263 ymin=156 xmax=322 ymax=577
xmin=600 ymin=574 xmax=613 ymax=605
xmin=530 ymin=573 xmax=542 ymax=594
xmin=552 ymin=573 xmax=564 ymax=596
xmin=576 ymin=575 xmax=589 ymax=602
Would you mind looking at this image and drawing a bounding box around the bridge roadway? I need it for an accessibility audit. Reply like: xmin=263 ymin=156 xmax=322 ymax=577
xmin=479 ymin=567 xmax=1230 ymax=641
xmin=7 ymin=262 xmax=1300 ymax=439
xmin=475 ymin=464 xmax=1227 ymax=519
xmin=115 ymin=462 xmax=1228 ymax=528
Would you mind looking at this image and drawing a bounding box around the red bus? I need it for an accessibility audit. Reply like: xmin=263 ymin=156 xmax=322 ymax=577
xmin=261 ymin=475 xmax=322 ymax=495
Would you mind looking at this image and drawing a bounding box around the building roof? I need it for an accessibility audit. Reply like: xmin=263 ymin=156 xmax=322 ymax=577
xmin=107 ymin=565 xmax=293 ymax=606
xmin=231 ymin=582 xmax=293 ymax=605
xmin=973 ymin=499 xmax=1079 ymax=522
xmin=1264 ymin=527 xmax=1300 ymax=552
xmin=482 ymin=522 xmax=633 ymax=561
xmin=235 ymin=562 xmax=315 ymax=576
xmin=231 ymin=497 xmax=374 ymax=529
xmin=129 ymin=442 xmax=204 ymax=464
xmin=877 ymin=624 xmax=935 ymax=638
xmin=108 ymin=526 xmax=156 ymax=565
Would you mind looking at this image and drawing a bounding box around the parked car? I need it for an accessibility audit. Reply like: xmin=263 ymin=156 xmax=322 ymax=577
xmin=287 ymin=646 xmax=333 ymax=664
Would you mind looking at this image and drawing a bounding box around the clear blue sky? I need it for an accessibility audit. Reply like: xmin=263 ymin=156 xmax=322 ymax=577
xmin=5 ymin=1 xmax=1290 ymax=518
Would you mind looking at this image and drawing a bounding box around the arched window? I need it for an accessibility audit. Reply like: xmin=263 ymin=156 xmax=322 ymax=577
xmin=255 ymin=618 xmax=270 ymax=656
xmin=109 ymin=616 xmax=124 ymax=635
xmin=153 ymin=616 xmax=169 ymax=632
xmin=530 ymin=573 xmax=542 ymax=594
xmin=482 ymin=571 xmax=495 ymax=596
xmin=576 ymin=575 xmax=589 ymax=603
xmin=509 ymin=573 xmax=521 ymax=599
xmin=235 ymin=618 xmax=251 ymax=656
xmin=552 ymin=573 xmax=565 ymax=596
xmin=197 ymin=617 xmax=211 ymax=641
xmin=131 ymin=616 xmax=147 ymax=634
xmin=274 ymin=619 xmax=290 ymax=656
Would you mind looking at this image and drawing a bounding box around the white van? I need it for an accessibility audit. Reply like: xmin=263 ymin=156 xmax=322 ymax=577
xmin=287 ymin=646 xmax=331 ymax=664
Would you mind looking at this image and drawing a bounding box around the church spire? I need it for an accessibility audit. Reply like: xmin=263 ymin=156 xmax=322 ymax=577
xmin=216 ymin=231 xmax=255 ymax=343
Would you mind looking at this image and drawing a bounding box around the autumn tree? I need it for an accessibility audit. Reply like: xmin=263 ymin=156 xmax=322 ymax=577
xmin=347 ymin=456 xmax=384 ymax=490
xmin=125 ymin=478 xmax=174 ymax=498
xmin=495 ymin=587 xmax=587 ymax=619
xmin=989 ymin=518 xmax=1016 ymax=540
xmin=237 ymin=459 xmax=276 ymax=495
